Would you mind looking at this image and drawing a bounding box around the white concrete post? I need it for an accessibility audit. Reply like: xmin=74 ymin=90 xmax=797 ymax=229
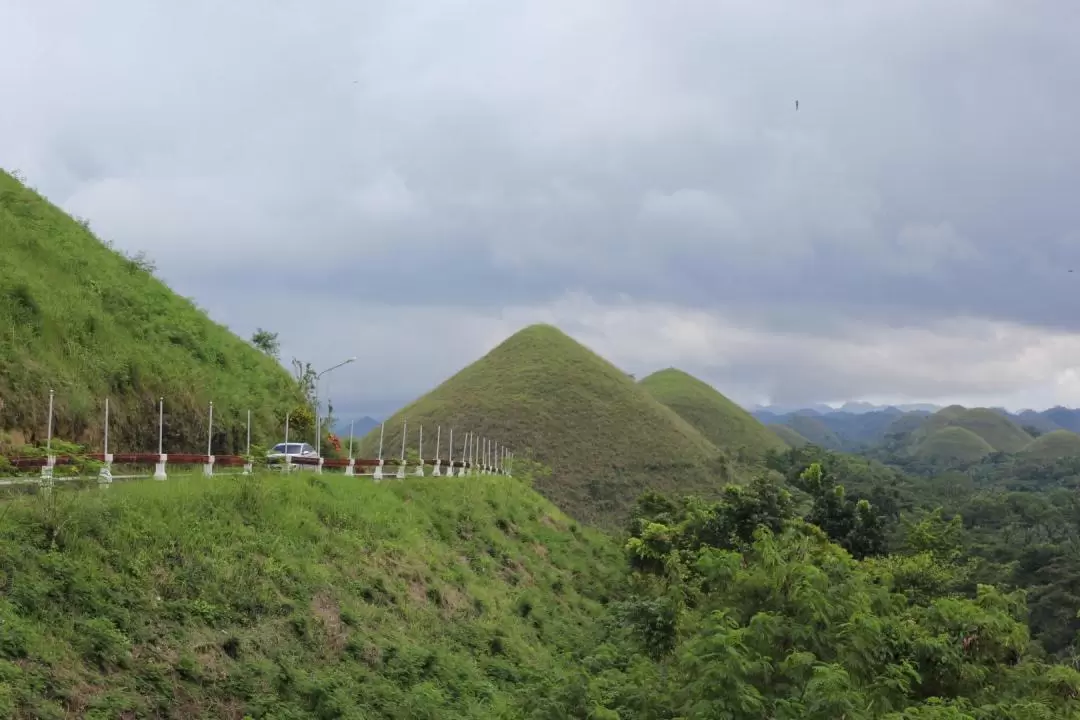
xmin=39 ymin=389 xmax=55 ymax=493
xmin=433 ymin=426 xmax=442 ymax=476
xmin=374 ymin=422 xmax=385 ymax=480
xmin=446 ymin=428 xmax=453 ymax=478
xmin=203 ymin=402 xmax=214 ymax=477
xmin=345 ymin=419 xmax=356 ymax=476
xmin=154 ymin=397 xmax=167 ymax=480
xmin=98 ymin=398 xmax=113 ymax=489
xmin=243 ymin=409 xmax=253 ymax=475
xmin=283 ymin=412 xmax=292 ymax=474
xmin=396 ymin=418 xmax=407 ymax=479
xmin=460 ymin=432 xmax=469 ymax=477
xmin=415 ymin=425 xmax=425 ymax=476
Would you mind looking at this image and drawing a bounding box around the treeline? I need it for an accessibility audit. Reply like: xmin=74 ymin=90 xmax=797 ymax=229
xmin=532 ymin=455 xmax=1080 ymax=718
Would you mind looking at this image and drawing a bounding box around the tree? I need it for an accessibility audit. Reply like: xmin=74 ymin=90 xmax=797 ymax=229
xmin=251 ymin=328 xmax=280 ymax=359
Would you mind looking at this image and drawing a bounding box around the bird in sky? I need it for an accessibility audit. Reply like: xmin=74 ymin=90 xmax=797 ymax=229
xmin=795 ymin=99 xmax=799 ymax=111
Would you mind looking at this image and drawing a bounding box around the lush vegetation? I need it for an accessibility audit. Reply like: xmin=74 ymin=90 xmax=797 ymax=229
xmin=5 ymin=426 xmax=1080 ymax=716
xmin=354 ymin=324 xmax=735 ymax=526
xmin=554 ymin=473 xmax=1080 ymax=719
xmin=0 ymin=472 xmax=623 ymax=718
xmin=766 ymin=444 xmax=1080 ymax=663
xmin=0 ymin=170 xmax=302 ymax=455
xmin=639 ymin=368 xmax=787 ymax=461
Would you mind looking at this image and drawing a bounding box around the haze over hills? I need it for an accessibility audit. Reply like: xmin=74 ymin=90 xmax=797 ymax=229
xmin=355 ymin=324 xmax=730 ymax=526
xmin=0 ymin=170 xmax=300 ymax=452
xmin=769 ymin=424 xmax=810 ymax=448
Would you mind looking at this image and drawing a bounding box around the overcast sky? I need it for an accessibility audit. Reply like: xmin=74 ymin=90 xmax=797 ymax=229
xmin=4 ymin=0 xmax=1080 ymax=417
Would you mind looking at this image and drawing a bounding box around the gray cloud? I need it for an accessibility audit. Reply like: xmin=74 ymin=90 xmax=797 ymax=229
xmin=3 ymin=0 xmax=1080 ymax=413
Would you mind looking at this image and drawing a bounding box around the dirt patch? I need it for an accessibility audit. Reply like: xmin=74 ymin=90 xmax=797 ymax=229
xmin=312 ymin=592 xmax=348 ymax=653
xmin=194 ymin=643 xmax=229 ymax=683
xmin=62 ymin=680 xmax=104 ymax=717
xmin=439 ymin=586 xmax=470 ymax=617
xmin=407 ymin=579 xmax=429 ymax=605
xmin=500 ymin=558 xmax=535 ymax=587
xmin=540 ymin=515 xmax=563 ymax=530
xmin=359 ymin=643 xmax=382 ymax=668
xmin=531 ymin=542 xmax=549 ymax=559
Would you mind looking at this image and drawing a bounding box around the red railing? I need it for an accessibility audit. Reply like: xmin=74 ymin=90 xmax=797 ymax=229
xmin=2 ymin=454 xmax=481 ymax=470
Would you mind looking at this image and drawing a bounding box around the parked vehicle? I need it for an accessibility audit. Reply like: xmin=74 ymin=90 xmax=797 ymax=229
xmin=266 ymin=442 xmax=319 ymax=470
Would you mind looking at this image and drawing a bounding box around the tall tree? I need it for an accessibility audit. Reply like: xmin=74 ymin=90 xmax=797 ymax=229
xmin=250 ymin=328 xmax=280 ymax=359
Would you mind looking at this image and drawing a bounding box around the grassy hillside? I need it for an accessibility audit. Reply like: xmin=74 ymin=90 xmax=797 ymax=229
xmin=912 ymin=426 xmax=995 ymax=464
xmin=0 ymin=473 xmax=621 ymax=718
xmin=0 ymin=169 xmax=300 ymax=453
xmin=769 ymin=424 xmax=809 ymax=448
xmin=1021 ymin=429 xmax=1080 ymax=460
xmin=782 ymin=414 xmax=843 ymax=450
xmin=355 ymin=324 xmax=728 ymax=526
xmin=917 ymin=406 xmax=1033 ymax=453
xmin=639 ymin=368 xmax=786 ymax=460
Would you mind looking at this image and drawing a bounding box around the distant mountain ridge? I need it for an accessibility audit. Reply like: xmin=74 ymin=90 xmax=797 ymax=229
xmin=750 ymin=402 xmax=1080 ymax=456
xmin=751 ymin=402 xmax=943 ymax=415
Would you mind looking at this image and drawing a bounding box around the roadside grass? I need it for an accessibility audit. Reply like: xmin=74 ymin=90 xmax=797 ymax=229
xmin=0 ymin=472 xmax=623 ymax=718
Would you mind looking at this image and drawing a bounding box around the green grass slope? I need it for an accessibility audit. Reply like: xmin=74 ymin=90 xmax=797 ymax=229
xmin=0 ymin=170 xmax=300 ymax=453
xmin=769 ymin=424 xmax=809 ymax=448
xmin=917 ymin=406 xmax=1033 ymax=453
xmin=356 ymin=324 xmax=728 ymax=526
xmin=1020 ymin=429 xmax=1080 ymax=460
xmin=912 ymin=426 xmax=995 ymax=464
xmin=783 ymin=415 xmax=843 ymax=450
xmin=0 ymin=473 xmax=621 ymax=718
xmin=639 ymin=368 xmax=787 ymax=460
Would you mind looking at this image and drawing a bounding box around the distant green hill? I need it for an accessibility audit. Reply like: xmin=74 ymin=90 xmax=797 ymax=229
xmin=356 ymin=324 xmax=728 ymax=526
xmin=916 ymin=406 xmax=1033 ymax=453
xmin=1020 ymin=429 xmax=1080 ymax=460
xmin=769 ymin=424 xmax=809 ymax=448
xmin=639 ymin=368 xmax=786 ymax=460
xmin=0 ymin=169 xmax=300 ymax=452
xmin=912 ymin=426 xmax=995 ymax=464
xmin=782 ymin=415 xmax=843 ymax=450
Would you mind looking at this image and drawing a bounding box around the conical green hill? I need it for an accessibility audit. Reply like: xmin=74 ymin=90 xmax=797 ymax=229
xmin=355 ymin=324 xmax=726 ymax=525
xmin=639 ymin=368 xmax=787 ymax=460
xmin=915 ymin=406 xmax=1033 ymax=453
xmin=912 ymin=426 xmax=994 ymax=464
xmin=1020 ymin=429 xmax=1080 ymax=460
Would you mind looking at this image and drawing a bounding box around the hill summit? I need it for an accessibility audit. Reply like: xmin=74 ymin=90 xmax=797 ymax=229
xmin=0 ymin=169 xmax=299 ymax=452
xmin=639 ymin=368 xmax=786 ymax=460
xmin=1020 ymin=429 xmax=1080 ymax=460
xmin=915 ymin=406 xmax=1033 ymax=453
xmin=356 ymin=324 xmax=726 ymax=525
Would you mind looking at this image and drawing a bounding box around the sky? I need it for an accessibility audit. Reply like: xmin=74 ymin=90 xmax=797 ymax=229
xmin=4 ymin=0 xmax=1080 ymax=418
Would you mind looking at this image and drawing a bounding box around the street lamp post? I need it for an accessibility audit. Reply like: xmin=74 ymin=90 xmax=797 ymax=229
xmin=314 ymin=356 xmax=357 ymax=461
